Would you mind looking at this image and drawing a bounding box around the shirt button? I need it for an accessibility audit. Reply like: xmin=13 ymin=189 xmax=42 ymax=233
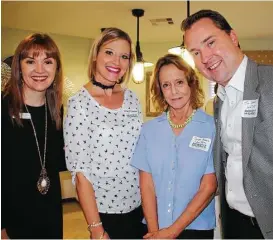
xmin=168 ymin=187 xmax=172 ymax=191
xmin=168 ymin=203 xmax=171 ymax=207
xmin=168 ymin=209 xmax=171 ymax=213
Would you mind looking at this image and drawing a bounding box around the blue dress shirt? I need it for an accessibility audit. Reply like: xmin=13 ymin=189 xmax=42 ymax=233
xmin=131 ymin=109 xmax=216 ymax=230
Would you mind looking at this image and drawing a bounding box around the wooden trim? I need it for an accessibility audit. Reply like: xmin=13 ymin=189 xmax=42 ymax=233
xmin=145 ymin=71 xmax=162 ymax=117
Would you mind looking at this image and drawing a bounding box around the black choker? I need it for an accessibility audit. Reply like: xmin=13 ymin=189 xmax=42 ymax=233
xmin=91 ymin=78 xmax=116 ymax=90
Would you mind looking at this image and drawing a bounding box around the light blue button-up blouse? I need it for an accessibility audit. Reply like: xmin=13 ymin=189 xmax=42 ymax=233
xmin=131 ymin=109 xmax=216 ymax=230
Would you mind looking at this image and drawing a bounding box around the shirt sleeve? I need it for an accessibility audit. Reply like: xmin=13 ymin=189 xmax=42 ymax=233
xmin=204 ymin=121 xmax=216 ymax=174
xmin=131 ymin=126 xmax=151 ymax=173
xmin=64 ymin=96 xmax=91 ymax=184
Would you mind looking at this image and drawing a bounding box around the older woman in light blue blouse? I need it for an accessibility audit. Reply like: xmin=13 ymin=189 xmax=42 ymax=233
xmin=131 ymin=54 xmax=217 ymax=239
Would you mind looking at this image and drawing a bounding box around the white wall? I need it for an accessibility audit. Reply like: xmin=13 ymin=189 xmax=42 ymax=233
xmin=240 ymin=39 xmax=273 ymax=50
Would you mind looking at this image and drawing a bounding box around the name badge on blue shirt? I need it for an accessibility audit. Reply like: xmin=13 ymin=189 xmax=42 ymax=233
xmin=189 ymin=136 xmax=211 ymax=152
xmin=124 ymin=109 xmax=138 ymax=118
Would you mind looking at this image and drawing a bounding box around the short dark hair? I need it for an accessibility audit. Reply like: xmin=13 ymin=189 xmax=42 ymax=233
xmin=181 ymin=9 xmax=233 ymax=35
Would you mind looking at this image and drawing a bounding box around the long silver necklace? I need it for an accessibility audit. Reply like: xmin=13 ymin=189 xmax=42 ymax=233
xmin=24 ymin=100 xmax=50 ymax=195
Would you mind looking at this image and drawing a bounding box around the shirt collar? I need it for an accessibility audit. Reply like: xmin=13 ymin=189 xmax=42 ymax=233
xmin=217 ymin=55 xmax=248 ymax=101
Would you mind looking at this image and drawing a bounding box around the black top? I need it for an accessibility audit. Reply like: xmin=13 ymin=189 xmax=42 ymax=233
xmin=1 ymin=95 xmax=67 ymax=239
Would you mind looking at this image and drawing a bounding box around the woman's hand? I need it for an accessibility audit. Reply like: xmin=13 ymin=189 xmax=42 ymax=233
xmin=143 ymin=227 xmax=178 ymax=239
xmin=90 ymin=227 xmax=110 ymax=239
xmin=100 ymin=231 xmax=110 ymax=239
xmin=1 ymin=229 xmax=9 ymax=239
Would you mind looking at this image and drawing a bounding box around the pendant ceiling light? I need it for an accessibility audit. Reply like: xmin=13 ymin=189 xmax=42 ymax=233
xmin=168 ymin=0 xmax=195 ymax=68
xmin=132 ymin=9 xmax=153 ymax=84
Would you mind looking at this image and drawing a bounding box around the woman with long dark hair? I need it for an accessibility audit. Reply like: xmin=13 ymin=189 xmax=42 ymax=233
xmin=1 ymin=33 xmax=66 ymax=239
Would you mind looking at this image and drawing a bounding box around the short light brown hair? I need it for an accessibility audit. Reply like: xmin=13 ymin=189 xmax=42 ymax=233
xmin=87 ymin=27 xmax=135 ymax=85
xmin=151 ymin=54 xmax=204 ymax=112
xmin=4 ymin=33 xmax=63 ymax=129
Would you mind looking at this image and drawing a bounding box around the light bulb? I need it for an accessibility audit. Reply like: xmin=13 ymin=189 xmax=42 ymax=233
xmin=181 ymin=49 xmax=195 ymax=69
xmin=133 ymin=62 xmax=145 ymax=83
xmin=144 ymin=62 xmax=154 ymax=67
xmin=168 ymin=46 xmax=182 ymax=55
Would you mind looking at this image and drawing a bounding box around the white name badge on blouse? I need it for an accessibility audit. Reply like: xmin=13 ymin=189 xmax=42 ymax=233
xmin=18 ymin=112 xmax=31 ymax=119
xmin=241 ymin=99 xmax=258 ymax=118
xmin=124 ymin=109 xmax=138 ymax=118
xmin=189 ymin=136 xmax=211 ymax=152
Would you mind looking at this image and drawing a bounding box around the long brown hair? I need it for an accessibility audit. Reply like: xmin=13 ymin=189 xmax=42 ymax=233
xmin=87 ymin=27 xmax=135 ymax=85
xmin=4 ymin=33 xmax=63 ymax=129
xmin=151 ymin=54 xmax=204 ymax=112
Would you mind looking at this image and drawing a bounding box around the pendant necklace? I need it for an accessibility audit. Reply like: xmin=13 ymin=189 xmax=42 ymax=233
xmin=24 ymin=99 xmax=50 ymax=195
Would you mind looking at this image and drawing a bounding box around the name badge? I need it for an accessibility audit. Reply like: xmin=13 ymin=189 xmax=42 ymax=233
xmin=189 ymin=136 xmax=211 ymax=152
xmin=12 ymin=112 xmax=31 ymax=119
xmin=20 ymin=112 xmax=31 ymax=119
xmin=124 ymin=109 xmax=138 ymax=118
xmin=242 ymin=99 xmax=258 ymax=118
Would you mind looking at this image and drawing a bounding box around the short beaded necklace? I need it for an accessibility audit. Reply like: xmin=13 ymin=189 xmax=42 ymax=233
xmin=167 ymin=109 xmax=196 ymax=129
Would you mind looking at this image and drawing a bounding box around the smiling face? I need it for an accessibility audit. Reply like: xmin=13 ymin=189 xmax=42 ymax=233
xmin=159 ymin=64 xmax=191 ymax=110
xmin=94 ymin=39 xmax=130 ymax=86
xmin=184 ymin=18 xmax=243 ymax=86
xmin=20 ymin=50 xmax=57 ymax=95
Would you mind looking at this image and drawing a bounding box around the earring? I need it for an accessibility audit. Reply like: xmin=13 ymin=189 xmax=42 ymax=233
xmin=53 ymin=81 xmax=56 ymax=88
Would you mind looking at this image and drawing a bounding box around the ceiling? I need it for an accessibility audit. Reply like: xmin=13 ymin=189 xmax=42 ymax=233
xmin=2 ymin=1 xmax=273 ymax=43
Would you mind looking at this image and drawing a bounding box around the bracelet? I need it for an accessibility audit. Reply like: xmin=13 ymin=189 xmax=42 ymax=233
xmin=87 ymin=221 xmax=102 ymax=232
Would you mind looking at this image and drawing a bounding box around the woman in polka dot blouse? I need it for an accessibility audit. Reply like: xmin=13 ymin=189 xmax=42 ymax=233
xmin=64 ymin=28 xmax=146 ymax=239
